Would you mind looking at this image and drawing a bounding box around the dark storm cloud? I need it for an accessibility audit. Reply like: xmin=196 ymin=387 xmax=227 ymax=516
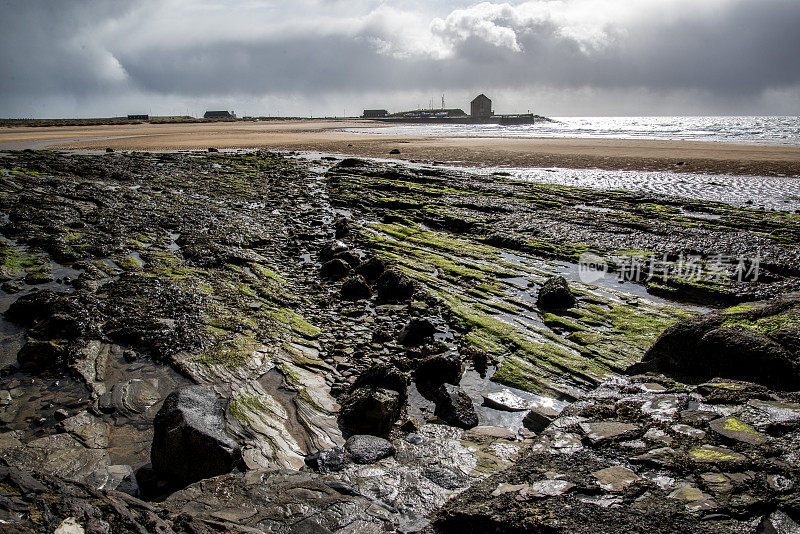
xmin=0 ymin=0 xmax=798 ymax=116
xmin=0 ymin=1 xmax=134 ymax=96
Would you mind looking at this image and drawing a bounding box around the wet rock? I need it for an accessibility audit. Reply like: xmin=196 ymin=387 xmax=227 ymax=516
xmin=591 ymin=466 xmax=640 ymax=492
xmin=579 ymin=421 xmax=639 ymax=444
xmin=338 ymin=387 xmax=401 ymax=437
xmin=319 ymin=240 xmax=349 ymax=262
xmin=320 ymin=258 xmax=350 ymax=280
xmin=54 ymin=517 xmax=84 ymax=533
xmin=60 ymin=411 xmax=109 ymax=449
xmin=397 ymin=318 xmax=435 ymax=346
xmin=305 ymin=446 xmax=346 ymax=473
xmin=758 ymin=510 xmax=800 ymax=534
xmin=85 ymin=464 xmax=139 ymax=495
xmin=414 ymin=352 xmax=462 ymax=389
xmin=331 ymin=157 xmax=368 ymax=170
xmin=16 ymin=339 xmax=67 ymax=372
xmin=334 ymin=217 xmax=350 ymax=238
xmin=632 ymin=293 xmax=800 ymax=389
xmin=344 ymin=435 xmax=395 ymax=464
xmin=434 ymin=384 xmax=478 ymax=429
xmin=24 ymin=271 xmax=53 ymax=285
xmin=688 ymin=444 xmax=747 ymax=464
xmin=536 ymin=275 xmax=575 ymax=310
xmin=671 ymin=424 xmax=706 ymax=440
xmin=630 ymin=446 xmax=678 ymax=466
xmin=334 ymin=250 xmax=361 ymax=268
xmin=6 ymin=290 xmax=91 ymax=339
xmin=668 ymin=483 xmax=718 ymax=512
xmin=423 ymin=466 xmax=468 ymax=490
xmin=375 ymin=269 xmax=414 ymax=302
xmin=517 ymin=479 xmax=575 ymax=500
xmin=389 ymin=148 xmax=401 ymax=155
xmin=0 ymin=460 xmax=170 ymax=532
xmin=350 ymin=363 xmax=408 ymax=401
xmin=522 ymin=405 xmax=562 ymax=433
xmin=355 ymin=256 xmax=385 ymax=281
xmin=708 ymin=416 xmax=768 ymax=445
xmin=151 ymin=386 xmax=241 ymax=486
xmin=340 ymin=275 xmax=372 ymax=300
xmin=1 ymin=433 xmax=109 ymax=485
xmin=748 ymin=398 xmax=800 ymax=429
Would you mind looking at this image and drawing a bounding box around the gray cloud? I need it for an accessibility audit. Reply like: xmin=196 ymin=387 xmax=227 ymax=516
xmin=0 ymin=0 xmax=798 ymax=117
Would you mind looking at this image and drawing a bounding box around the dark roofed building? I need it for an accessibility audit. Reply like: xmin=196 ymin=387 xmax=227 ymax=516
xmin=204 ymin=110 xmax=236 ymax=119
xmin=363 ymin=109 xmax=389 ymax=118
xmin=470 ymin=94 xmax=492 ymax=118
xmin=127 ymin=114 xmax=149 ymax=121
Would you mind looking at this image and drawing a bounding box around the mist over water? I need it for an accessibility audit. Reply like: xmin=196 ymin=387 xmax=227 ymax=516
xmin=348 ymin=116 xmax=800 ymax=146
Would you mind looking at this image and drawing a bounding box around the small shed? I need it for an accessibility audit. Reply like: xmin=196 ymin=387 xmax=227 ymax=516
xmin=470 ymin=94 xmax=492 ymax=118
xmin=363 ymin=109 xmax=389 ymax=118
xmin=204 ymin=111 xmax=236 ymax=119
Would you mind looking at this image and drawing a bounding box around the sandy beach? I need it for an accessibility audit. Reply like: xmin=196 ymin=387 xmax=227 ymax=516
xmin=2 ymin=119 xmax=799 ymax=176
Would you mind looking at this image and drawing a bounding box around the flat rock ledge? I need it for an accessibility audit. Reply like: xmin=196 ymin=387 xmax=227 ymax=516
xmin=429 ymin=373 xmax=800 ymax=533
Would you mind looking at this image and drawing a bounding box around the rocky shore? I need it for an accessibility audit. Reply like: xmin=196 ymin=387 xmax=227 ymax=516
xmin=0 ymin=149 xmax=798 ymax=532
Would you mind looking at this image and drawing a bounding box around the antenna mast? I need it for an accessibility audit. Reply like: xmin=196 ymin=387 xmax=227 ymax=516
xmin=441 ymin=94 xmax=445 ymax=109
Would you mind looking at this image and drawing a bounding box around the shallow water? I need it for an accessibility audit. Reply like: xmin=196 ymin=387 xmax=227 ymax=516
xmin=294 ymin=150 xmax=800 ymax=212
xmin=458 ymin=165 xmax=800 ymax=212
xmin=345 ymin=116 xmax=800 ymax=146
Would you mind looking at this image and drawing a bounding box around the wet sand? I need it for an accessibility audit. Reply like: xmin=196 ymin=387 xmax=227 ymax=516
xmin=2 ymin=119 xmax=799 ymax=176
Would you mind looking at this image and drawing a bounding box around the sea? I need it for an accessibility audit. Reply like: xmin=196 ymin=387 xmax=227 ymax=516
xmin=347 ymin=116 xmax=800 ymax=146
xmin=341 ymin=116 xmax=800 ymax=212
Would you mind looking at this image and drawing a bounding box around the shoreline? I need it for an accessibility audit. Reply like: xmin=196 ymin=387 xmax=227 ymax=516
xmin=1 ymin=120 xmax=799 ymax=177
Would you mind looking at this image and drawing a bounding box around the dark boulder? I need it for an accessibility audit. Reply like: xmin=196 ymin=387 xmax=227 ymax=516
xmin=414 ymin=352 xmax=463 ymax=389
xmin=151 ymin=386 xmax=241 ymax=486
xmin=376 ymin=269 xmax=414 ymax=302
xmin=398 ymin=318 xmax=436 ymax=346
xmin=319 ymin=240 xmax=348 ymax=262
xmin=356 ymin=256 xmax=385 ymax=281
xmin=334 ymin=250 xmax=361 ymax=268
xmin=320 ymin=258 xmax=350 ymax=280
xmin=305 ymin=446 xmax=347 ymax=473
xmin=330 ymin=158 xmax=368 ymax=170
xmin=344 ymin=435 xmax=396 ymax=464
xmin=16 ymin=339 xmax=68 ymax=372
xmin=536 ymin=275 xmax=576 ymax=310
xmin=334 ymin=217 xmax=350 ymax=239
xmin=339 ymin=364 xmax=408 ymax=436
xmin=340 ymin=275 xmax=372 ymax=300
xmin=5 ymin=289 xmax=92 ymax=339
xmin=434 ymin=384 xmax=478 ymax=429
xmin=629 ymin=293 xmax=800 ymax=389
xmin=338 ymin=386 xmax=401 ymax=437
xmin=351 ymin=363 xmax=408 ymax=402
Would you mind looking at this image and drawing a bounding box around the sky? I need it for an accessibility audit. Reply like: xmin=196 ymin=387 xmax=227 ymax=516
xmin=1 ymin=0 xmax=799 ymax=118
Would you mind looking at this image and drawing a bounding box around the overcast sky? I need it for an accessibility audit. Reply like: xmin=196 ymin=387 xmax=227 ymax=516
xmin=1 ymin=0 xmax=798 ymax=118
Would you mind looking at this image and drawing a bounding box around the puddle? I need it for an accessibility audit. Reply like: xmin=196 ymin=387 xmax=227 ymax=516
xmin=167 ymin=232 xmax=181 ymax=251
xmin=406 ymin=365 xmax=568 ymax=431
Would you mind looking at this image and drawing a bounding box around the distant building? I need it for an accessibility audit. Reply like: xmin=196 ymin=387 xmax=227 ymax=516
xmin=204 ymin=110 xmax=236 ymax=119
xmin=127 ymin=114 xmax=149 ymax=121
xmin=470 ymin=94 xmax=492 ymax=118
xmin=363 ymin=109 xmax=389 ymax=118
